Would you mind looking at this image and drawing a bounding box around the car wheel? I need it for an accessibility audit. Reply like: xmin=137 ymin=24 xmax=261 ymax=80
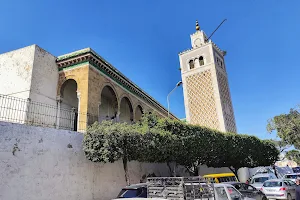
xmin=287 ymin=194 xmax=292 ymax=200
xmin=262 ymin=195 xmax=267 ymax=200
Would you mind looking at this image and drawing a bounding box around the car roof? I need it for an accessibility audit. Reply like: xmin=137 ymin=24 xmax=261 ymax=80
xmin=264 ymin=179 xmax=284 ymax=182
xmin=222 ymin=182 xmax=243 ymax=185
xmin=285 ymin=173 xmax=300 ymax=175
xmin=214 ymin=183 xmax=237 ymax=187
xmin=123 ymin=183 xmax=147 ymax=189
xmin=203 ymin=173 xmax=236 ymax=178
xmin=252 ymin=174 xmax=272 ymax=178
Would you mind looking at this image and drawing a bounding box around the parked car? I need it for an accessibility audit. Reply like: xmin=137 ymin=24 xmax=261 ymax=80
xmin=261 ymin=179 xmax=296 ymax=200
xmin=250 ymin=174 xmax=278 ymax=190
xmin=116 ymin=183 xmax=147 ymax=198
xmin=203 ymin=173 xmax=238 ymax=183
xmin=114 ymin=182 xmax=255 ymax=200
xmin=292 ymin=167 xmax=300 ymax=173
xmin=225 ymin=182 xmax=267 ymax=200
xmin=284 ymin=173 xmax=300 ymax=183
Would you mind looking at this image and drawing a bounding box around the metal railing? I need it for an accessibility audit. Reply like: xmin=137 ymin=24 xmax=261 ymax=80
xmin=0 ymin=94 xmax=97 ymax=132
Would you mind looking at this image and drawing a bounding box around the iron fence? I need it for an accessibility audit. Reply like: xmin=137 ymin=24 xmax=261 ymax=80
xmin=0 ymin=94 xmax=97 ymax=132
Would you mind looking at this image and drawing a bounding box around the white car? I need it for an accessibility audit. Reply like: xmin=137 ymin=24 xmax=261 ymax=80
xmin=250 ymin=174 xmax=278 ymax=190
xmin=261 ymin=179 xmax=296 ymax=200
xmin=283 ymin=173 xmax=300 ymax=183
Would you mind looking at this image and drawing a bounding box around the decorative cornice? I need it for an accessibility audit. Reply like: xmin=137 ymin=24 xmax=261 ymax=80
xmin=56 ymin=48 xmax=178 ymax=119
xmin=179 ymin=40 xmax=225 ymax=56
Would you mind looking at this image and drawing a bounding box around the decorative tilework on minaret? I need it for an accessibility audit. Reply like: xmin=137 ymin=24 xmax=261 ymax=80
xmin=179 ymin=21 xmax=237 ymax=133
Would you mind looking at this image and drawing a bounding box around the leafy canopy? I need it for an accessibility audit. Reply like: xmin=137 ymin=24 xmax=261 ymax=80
xmin=267 ymin=108 xmax=300 ymax=149
xmin=83 ymin=114 xmax=279 ymax=177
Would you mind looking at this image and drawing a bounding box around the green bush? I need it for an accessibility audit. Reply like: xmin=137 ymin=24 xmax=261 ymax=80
xmin=83 ymin=114 xmax=279 ymax=181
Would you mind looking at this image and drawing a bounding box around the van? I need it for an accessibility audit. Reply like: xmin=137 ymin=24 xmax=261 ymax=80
xmin=203 ymin=173 xmax=238 ymax=183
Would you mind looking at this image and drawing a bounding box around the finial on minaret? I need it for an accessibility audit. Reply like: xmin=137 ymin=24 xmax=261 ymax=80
xmin=196 ymin=20 xmax=200 ymax=31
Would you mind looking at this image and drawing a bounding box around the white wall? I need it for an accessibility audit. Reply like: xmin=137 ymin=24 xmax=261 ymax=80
xmin=0 ymin=121 xmax=240 ymax=200
xmin=0 ymin=45 xmax=35 ymax=99
xmin=0 ymin=121 xmax=172 ymax=200
xmin=0 ymin=45 xmax=36 ymax=123
xmin=0 ymin=45 xmax=59 ymax=127
xmin=27 ymin=45 xmax=59 ymax=127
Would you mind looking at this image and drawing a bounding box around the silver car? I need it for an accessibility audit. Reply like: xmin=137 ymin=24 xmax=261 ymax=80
xmin=261 ymin=179 xmax=296 ymax=200
xmin=284 ymin=173 xmax=300 ymax=183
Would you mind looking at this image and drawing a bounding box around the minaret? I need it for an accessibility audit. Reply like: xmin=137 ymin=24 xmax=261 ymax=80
xmin=179 ymin=20 xmax=237 ymax=133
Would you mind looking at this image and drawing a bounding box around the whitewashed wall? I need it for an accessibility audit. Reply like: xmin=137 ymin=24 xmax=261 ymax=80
xmin=0 ymin=45 xmax=59 ymax=127
xmin=0 ymin=45 xmax=35 ymax=99
xmin=27 ymin=45 xmax=58 ymax=127
xmin=0 ymin=121 xmax=172 ymax=200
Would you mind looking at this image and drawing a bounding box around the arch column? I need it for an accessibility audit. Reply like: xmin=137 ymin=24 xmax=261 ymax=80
xmin=77 ymin=91 xmax=83 ymax=132
xmin=97 ymin=101 xmax=102 ymax=122
xmin=116 ymin=111 xmax=121 ymax=123
xmin=56 ymin=95 xmax=62 ymax=129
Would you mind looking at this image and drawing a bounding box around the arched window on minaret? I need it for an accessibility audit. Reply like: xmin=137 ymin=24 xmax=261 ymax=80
xmin=199 ymin=56 xmax=204 ymax=66
xmin=189 ymin=60 xmax=195 ymax=69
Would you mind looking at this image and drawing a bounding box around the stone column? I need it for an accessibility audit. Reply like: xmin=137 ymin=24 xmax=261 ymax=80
xmin=98 ymin=101 xmax=102 ymax=122
xmin=24 ymin=98 xmax=31 ymax=124
xmin=116 ymin=111 xmax=120 ymax=123
xmin=76 ymin=92 xmax=81 ymax=132
xmin=56 ymin=95 xmax=61 ymax=129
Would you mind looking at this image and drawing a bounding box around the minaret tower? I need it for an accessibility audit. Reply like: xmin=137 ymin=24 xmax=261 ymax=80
xmin=179 ymin=20 xmax=237 ymax=133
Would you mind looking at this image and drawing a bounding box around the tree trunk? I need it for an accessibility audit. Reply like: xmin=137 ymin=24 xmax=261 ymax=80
xmin=228 ymin=167 xmax=239 ymax=181
xmin=123 ymin=136 xmax=130 ymax=185
xmin=167 ymin=162 xmax=173 ymax=176
xmin=194 ymin=164 xmax=199 ymax=176
xmin=123 ymin=157 xmax=130 ymax=185
xmin=167 ymin=162 xmax=177 ymax=177
xmin=173 ymin=162 xmax=177 ymax=177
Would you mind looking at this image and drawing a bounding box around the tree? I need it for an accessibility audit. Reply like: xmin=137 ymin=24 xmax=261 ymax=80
xmin=269 ymin=139 xmax=291 ymax=154
xmin=83 ymin=114 xmax=279 ymax=183
xmin=157 ymin=117 xmax=279 ymax=177
xmin=285 ymin=150 xmax=300 ymax=165
xmin=267 ymin=107 xmax=300 ymax=149
xmin=83 ymin=121 xmax=141 ymax=185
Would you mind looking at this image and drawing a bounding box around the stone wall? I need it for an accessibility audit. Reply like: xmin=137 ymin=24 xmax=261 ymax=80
xmin=0 ymin=121 xmax=171 ymax=200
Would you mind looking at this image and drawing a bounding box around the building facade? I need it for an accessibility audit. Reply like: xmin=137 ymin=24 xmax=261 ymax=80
xmin=0 ymin=45 xmax=177 ymax=132
xmin=179 ymin=21 xmax=237 ymax=133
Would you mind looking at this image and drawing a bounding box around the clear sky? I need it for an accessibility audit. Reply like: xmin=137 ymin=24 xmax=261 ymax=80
xmin=1 ymin=0 xmax=299 ymax=139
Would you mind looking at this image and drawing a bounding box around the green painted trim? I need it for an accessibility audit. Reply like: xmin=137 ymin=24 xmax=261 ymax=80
xmin=57 ymin=48 xmax=91 ymax=61
xmin=58 ymin=61 xmax=89 ymax=71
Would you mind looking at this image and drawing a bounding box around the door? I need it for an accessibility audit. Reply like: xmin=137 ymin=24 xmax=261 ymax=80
xmin=226 ymin=186 xmax=242 ymax=200
xmin=287 ymin=180 xmax=297 ymax=199
xmin=237 ymin=184 xmax=251 ymax=198
xmin=243 ymin=184 xmax=263 ymax=200
xmin=284 ymin=181 xmax=293 ymax=199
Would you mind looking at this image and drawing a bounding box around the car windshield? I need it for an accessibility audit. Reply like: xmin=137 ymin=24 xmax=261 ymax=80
xmin=252 ymin=177 xmax=269 ymax=183
xmin=263 ymin=181 xmax=282 ymax=187
xmin=117 ymin=189 xmax=141 ymax=198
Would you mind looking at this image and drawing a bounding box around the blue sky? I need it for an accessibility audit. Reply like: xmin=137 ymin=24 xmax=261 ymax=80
xmin=1 ymin=0 xmax=300 ymax=139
